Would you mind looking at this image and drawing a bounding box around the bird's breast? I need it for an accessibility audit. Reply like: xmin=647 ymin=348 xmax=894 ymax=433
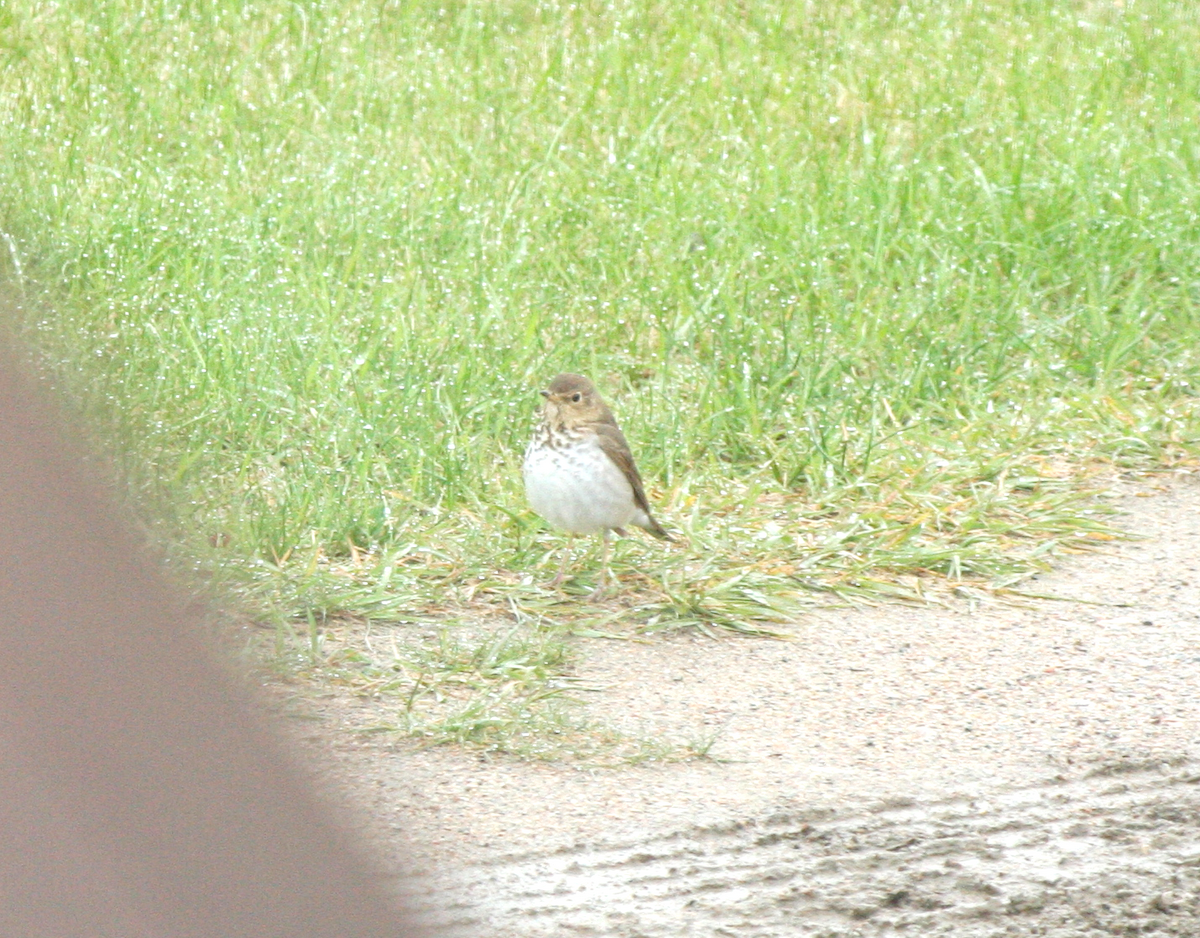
xmin=523 ymin=435 xmax=639 ymax=536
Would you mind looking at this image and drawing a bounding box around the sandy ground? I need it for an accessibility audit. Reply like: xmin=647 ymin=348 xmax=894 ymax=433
xmin=282 ymin=471 xmax=1200 ymax=936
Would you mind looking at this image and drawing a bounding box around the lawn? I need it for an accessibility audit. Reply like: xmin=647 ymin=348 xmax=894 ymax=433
xmin=2 ymin=0 xmax=1198 ymax=758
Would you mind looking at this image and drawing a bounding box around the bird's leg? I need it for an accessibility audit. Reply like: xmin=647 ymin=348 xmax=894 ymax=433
xmin=550 ymin=537 xmax=574 ymax=588
xmin=589 ymin=529 xmax=617 ymax=599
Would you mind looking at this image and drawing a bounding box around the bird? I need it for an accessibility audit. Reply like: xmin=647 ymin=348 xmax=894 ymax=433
xmin=523 ymin=373 xmax=671 ymax=593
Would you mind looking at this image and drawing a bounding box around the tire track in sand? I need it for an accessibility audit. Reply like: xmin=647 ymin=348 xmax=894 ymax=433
xmin=411 ymin=765 xmax=1200 ymax=937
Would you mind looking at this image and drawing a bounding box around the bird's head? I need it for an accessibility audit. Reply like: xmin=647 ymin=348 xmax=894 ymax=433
xmin=539 ymin=373 xmax=613 ymax=428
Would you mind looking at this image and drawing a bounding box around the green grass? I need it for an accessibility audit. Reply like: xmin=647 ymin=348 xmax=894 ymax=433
xmin=3 ymin=0 xmax=1200 ymax=759
xmin=269 ymin=617 xmax=685 ymax=763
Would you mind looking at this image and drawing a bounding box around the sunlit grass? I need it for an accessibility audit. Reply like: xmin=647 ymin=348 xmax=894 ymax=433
xmin=2 ymin=0 xmax=1200 ymax=759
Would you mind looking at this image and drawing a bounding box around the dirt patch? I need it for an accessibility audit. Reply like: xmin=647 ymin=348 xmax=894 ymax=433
xmin=410 ymin=767 xmax=1200 ymax=936
xmin=283 ymin=471 xmax=1200 ymax=935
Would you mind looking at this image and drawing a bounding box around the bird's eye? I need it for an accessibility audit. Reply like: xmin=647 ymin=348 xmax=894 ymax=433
xmin=571 ymin=392 xmax=582 ymax=402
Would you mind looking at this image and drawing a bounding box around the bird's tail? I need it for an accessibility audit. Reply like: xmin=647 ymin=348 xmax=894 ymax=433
xmin=639 ymin=514 xmax=673 ymax=541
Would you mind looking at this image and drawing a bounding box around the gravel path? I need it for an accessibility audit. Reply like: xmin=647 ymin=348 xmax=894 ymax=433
xmin=289 ymin=471 xmax=1200 ymax=935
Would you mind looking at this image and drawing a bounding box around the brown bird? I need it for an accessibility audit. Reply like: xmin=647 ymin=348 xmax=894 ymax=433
xmin=523 ymin=373 xmax=670 ymax=592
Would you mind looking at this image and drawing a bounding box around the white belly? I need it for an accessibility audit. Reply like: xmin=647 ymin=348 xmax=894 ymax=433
xmin=523 ymin=438 xmax=644 ymax=535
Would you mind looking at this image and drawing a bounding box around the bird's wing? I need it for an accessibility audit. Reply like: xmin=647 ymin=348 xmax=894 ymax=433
xmin=592 ymin=422 xmax=671 ymax=540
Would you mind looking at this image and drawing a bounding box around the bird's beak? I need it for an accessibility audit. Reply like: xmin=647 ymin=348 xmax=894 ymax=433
xmin=539 ymin=390 xmax=550 ymax=399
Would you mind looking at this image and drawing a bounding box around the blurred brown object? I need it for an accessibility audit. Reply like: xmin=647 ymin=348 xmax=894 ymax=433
xmin=0 ymin=333 xmax=421 ymax=936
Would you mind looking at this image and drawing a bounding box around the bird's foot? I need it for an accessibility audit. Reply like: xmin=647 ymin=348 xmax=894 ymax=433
xmin=588 ymin=571 xmax=618 ymax=600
